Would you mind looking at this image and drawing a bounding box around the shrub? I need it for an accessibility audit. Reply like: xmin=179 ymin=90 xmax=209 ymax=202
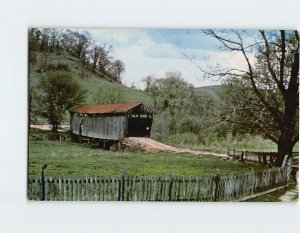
xmin=45 ymin=63 xmax=70 ymax=72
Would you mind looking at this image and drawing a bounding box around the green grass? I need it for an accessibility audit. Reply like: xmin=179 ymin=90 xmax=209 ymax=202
xmin=30 ymin=53 xmax=153 ymax=105
xmin=164 ymin=134 xmax=299 ymax=154
xmin=163 ymin=135 xmax=277 ymax=154
xmin=28 ymin=140 xmax=262 ymax=178
xmin=245 ymin=179 xmax=298 ymax=202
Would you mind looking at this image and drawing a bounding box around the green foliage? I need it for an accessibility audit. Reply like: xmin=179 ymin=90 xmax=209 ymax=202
xmin=93 ymin=85 xmax=126 ymax=104
xmin=147 ymin=72 xmax=228 ymax=144
xmin=45 ymin=63 xmax=70 ymax=72
xmin=37 ymin=71 xmax=86 ymax=131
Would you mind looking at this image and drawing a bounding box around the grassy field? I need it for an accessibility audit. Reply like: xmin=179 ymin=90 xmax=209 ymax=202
xmin=28 ymin=140 xmax=262 ymax=178
xmin=164 ymin=134 xmax=299 ymax=154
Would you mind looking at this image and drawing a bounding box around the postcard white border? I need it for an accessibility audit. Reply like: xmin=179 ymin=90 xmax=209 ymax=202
xmin=0 ymin=0 xmax=299 ymax=233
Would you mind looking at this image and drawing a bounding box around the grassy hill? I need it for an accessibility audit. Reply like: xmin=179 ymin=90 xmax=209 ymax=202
xmin=196 ymin=84 xmax=222 ymax=96
xmin=29 ymin=52 xmax=153 ymax=124
xmin=30 ymin=52 xmax=153 ymax=104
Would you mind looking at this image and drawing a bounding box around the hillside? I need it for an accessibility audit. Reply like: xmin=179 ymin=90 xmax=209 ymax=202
xmin=196 ymin=84 xmax=222 ymax=96
xmin=29 ymin=52 xmax=153 ymax=124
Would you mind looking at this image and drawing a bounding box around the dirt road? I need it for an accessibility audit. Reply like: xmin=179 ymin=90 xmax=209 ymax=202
xmin=122 ymin=137 xmax=227 ymax=158
xmin=30 ymin=125 xmax=69 ymax=131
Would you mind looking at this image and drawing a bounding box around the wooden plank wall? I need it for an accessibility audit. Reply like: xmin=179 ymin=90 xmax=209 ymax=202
xmin=70 ymin=114 xmax=126 ymax=140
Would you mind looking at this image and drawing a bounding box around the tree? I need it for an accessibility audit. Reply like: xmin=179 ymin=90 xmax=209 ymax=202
xmin=60 ymin=30 xmax=75 ymax=52
xmin=97 ymin=44 xmax=112 ymax=72
xmin=90 ymin=43 xmax=112 ymax=73
xmin=197 ymin=30 xmax=299 ymax=165
xmin=38 ymin=71 xmax=86 ymax=132
xmin=73 ymin=31 xmax=90 ymax=58
xmin=147 ymin=72 xmax=192 ymax=133
xmin=28 ymin=28 xmax=40 ymax=64
xmin=110 ymin=59 xmax=125 ymax=83
xmin=40 ymin=28 xmax=50 ymax=52
xmin=143 ymin=75 xmax=154 ymax=92
xmin=49 ymin=28 xmax=62 ymax=52
xmin=91 ymin=45 xmax=101 ymax=73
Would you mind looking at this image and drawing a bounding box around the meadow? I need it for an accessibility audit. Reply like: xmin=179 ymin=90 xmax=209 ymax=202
xmin=28 ymin=140 xmax=262 ymax=178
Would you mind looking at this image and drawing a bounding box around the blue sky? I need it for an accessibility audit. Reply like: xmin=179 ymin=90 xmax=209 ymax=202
xmin=87 ymin=28 xmax=254 ymax=88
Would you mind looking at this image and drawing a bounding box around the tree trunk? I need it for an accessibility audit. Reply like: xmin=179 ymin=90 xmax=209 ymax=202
xmin=277 ymin=52 xmax=299 ymax=166
xmin=52 ymin=124 xmax=58 ymax=132
xmin=277 ymin=139 xmax=293 ymax=166
xmin=276 ymin=107 xmax=296 ymax=166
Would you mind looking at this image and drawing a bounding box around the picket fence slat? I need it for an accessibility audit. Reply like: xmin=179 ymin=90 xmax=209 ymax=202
xmin=28 ymin=165 xmax=289 ymax=201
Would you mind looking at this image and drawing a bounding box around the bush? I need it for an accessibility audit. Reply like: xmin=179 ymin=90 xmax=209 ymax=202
xmin=45 ymin=63 xmax=70 ymax=72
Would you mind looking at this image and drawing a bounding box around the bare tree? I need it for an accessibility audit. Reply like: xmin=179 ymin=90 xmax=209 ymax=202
xmin=143 ymin=75 xmax=155 ymax=92
xmin=110 ymin=59 xmax=125 ymax=83
xmin=192 ymin=30 xmax=299 ymax=165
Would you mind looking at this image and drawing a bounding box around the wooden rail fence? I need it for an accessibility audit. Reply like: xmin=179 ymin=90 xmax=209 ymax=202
xmin=227 ymin=149 xmax=298 ymax=166
xmin=28 ymin=166 xmax=289 ymax=201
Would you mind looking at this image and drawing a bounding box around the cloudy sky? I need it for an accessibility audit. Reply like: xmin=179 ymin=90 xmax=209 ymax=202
xmin=87 ymin=29 xmax=253 ymax=88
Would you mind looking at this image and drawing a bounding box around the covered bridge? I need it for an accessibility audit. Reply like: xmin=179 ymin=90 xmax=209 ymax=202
xmin=69 ymin=103 xmax=154 ymax=142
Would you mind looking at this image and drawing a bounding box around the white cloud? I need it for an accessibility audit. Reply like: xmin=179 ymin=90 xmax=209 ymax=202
xmin=89 ymin=29 xmax=147 ymax=47
xmin=88 ymin=29 xmax=256 ymax=88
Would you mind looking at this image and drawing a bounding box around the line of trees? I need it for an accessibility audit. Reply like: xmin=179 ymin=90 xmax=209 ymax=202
xmin=29 ymin=28 xmax=125 ymax=83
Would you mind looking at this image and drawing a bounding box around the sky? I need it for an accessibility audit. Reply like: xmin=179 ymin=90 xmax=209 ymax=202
xmin=86 ymin=29 xmax=254 ymax=88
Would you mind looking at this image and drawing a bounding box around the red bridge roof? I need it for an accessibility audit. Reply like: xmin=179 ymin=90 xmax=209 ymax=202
xmin=70 ymin=103 xmax=143 ymax=114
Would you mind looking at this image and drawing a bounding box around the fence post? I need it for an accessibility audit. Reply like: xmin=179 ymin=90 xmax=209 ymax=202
xmin=262 ymin=153 xmax=267 ymax=164
xmin=214 ymin=169 xmax=221 ymax=202
xmin=118 ymin=171 xmax=126 ymax=201
xmin=41 ymin=164 xmax=47 ymax=201
xmin=168 ymin=173 xmax=174 ymax=201
xmin=286 ymin=156 xmax=293 ymax=182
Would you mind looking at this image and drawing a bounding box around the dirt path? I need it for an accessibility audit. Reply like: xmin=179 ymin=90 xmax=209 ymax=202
xmin=122 ymin=137 xmax=228 ymax=158
xmin=30 ymin=125 xmax=69 ymax=131
xmin=279 ymin=172 xmax=298 ymax=202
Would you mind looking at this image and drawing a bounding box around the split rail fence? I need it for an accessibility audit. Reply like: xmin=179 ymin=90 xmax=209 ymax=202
xmin=28 ymin=166 xmax=289 ymax=201
xmin=227 ymin=149 xmax=298 ymax=166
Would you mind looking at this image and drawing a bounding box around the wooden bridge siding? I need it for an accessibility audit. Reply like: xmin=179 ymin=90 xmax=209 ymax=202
xmin=70 ymin=114 xmax=81 ymax=135
xmin=71 ymin=114 xmax=127 ymax=140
